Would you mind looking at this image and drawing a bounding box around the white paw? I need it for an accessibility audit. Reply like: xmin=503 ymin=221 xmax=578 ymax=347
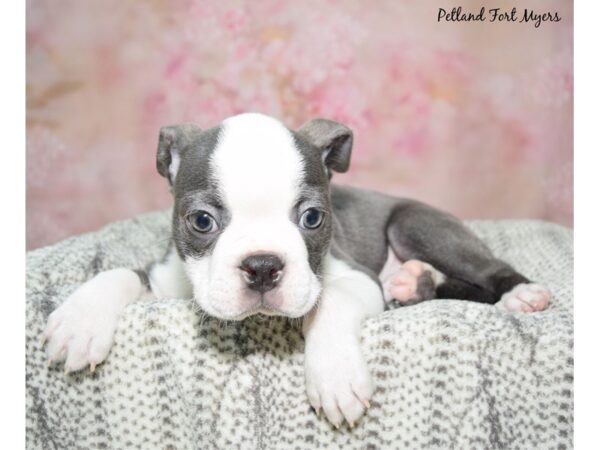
xmin=304 ymin=336 xmax=373 ymax=428
xmin=495 ymin=283 xmax=551 ymax=313
xmin=42 ymin=269 xmax=143 ymax=373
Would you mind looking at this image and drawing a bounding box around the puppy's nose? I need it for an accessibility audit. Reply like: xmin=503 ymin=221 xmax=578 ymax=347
xmin=240 ymin=254 xmax=284 ymax=293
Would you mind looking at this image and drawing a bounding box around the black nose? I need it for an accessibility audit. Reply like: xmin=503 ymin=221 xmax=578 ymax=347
xmin=240 ymin=254 xmax=284 ymax=293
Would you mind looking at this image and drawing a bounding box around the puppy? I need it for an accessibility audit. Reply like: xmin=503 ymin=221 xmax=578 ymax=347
xmin=43 ymin=113 xmax=551 ymax=428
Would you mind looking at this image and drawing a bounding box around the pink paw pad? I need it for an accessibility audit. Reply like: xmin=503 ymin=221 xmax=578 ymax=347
xmin=387 ymin=260 xmax=428 ymax=303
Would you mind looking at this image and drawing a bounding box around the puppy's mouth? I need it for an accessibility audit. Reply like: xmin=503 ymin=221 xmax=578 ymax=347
xmin=224 ymin=304 xmax=282 ymax=321
xmin=201 ymin=304 xmax=281 ymax=322
xmin=198 ymin=291 xmax=316 ymax=321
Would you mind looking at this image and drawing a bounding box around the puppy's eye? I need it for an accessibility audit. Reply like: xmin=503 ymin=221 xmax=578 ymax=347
xmin=189 ymin=211 xmax=218 ymax=233
xmin=300 ymin=208 xmax=324 ymax=230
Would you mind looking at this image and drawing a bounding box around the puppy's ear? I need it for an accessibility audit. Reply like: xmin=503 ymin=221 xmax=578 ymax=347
xmin=297 ymin=118 xmax=353 ymax=174
xmin=156 ymin=124 xmax=200 ymax=185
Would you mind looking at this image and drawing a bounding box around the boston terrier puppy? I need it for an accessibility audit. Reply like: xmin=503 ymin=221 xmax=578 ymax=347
xmin=43 ymin=113 xmax=551 ymax=427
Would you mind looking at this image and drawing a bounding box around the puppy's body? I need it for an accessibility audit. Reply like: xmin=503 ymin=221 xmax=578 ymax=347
xmin=330 ymin=184 xmax=534 ymax=305
xmin=43 ymin=113 xmax=551 ymax=428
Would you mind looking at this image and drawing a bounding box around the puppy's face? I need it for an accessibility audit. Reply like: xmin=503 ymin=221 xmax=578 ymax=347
xmin=156 ymin=113 xmax=353 ymax=320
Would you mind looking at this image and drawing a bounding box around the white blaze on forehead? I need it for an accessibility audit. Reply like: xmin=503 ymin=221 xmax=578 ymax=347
xmin=211 ymin=113 xmax=303 ymax=216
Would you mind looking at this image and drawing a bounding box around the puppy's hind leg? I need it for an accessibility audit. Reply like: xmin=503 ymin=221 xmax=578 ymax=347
xmin=379 ymin=253 xmax=495 ymax=306
xmin=385 ymin=200 xmax=551 ymax=312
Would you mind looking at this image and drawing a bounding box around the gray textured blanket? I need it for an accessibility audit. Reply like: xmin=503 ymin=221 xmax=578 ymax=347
xmin=26 ymin=211 xmax=573 ymax=450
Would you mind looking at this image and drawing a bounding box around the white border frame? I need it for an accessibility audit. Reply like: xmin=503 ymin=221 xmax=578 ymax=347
xmin=574 ymin=0 xmax=600 ymax=447
xmin=3 ymin=1 xmax=595 ymax=448
xmin=0 ymin=0 xmax=25 ymax=447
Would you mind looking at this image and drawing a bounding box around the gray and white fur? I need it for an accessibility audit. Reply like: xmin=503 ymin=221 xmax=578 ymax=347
xmin=42 ymin=113 xmax=551 ymax=428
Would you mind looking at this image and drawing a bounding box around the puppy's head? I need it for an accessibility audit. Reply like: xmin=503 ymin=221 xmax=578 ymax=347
xmin=156 ymin=113 xmax=353 ymax=320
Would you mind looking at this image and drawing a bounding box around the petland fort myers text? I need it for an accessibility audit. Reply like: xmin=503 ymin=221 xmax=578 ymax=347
xmin=438 ymin=7 xmax=561 ymax=28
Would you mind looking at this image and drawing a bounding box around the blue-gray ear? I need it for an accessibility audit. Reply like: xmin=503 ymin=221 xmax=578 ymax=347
xmin=156 ymin=124 xmax=201 ymax=185
xmin=297 ymin=118 xmax=353 ymax=174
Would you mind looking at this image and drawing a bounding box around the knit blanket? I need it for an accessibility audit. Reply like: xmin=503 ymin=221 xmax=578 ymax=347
xmin=26 ymin=211 xmax=573 ymax=450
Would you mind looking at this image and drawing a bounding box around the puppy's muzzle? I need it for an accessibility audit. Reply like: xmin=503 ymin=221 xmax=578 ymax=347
xmin=239 ymin=254 xmax=284 ymax=294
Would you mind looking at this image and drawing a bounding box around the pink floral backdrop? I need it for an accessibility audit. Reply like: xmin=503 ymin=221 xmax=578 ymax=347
xmin=26 ymin=0 xmax=573 ymax=250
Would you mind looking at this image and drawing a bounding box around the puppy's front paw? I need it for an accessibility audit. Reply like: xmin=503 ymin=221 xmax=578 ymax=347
xmin=44 ymin=297 xmax=118 ymax=373
xmin=42 ymin=269 xmax=142 ymax=373
xmin=304 ymin=337 xmax=373 ymax=428
xmin=495 ymin=283 xmax=551 ymax=313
